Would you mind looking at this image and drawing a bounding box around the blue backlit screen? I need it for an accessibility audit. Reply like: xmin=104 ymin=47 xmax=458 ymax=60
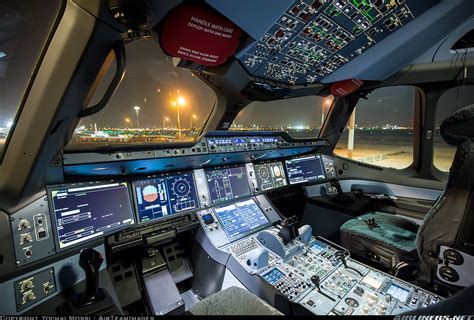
xmin=134 ymin=172 xmax=199 ymax=222
xmin=214 ymin=198 xmax=269 ymax=240
xmin=263 ymin=268 xmax=285 ymax=285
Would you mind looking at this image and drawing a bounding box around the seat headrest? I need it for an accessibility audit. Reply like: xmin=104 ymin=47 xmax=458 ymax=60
xmin=440 ymin=105 xmax=474 ymax=146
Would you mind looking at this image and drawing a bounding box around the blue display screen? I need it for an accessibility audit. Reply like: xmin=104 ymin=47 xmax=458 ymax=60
xmin=285 ymin=155 xmax=326 ymax=185
xmin=49 ymin=181 xmax=135 ymax=249
xmin=214 ymin=199 xmax=269 ymax=240
xmin=134 ymin=172 xmax=199 ymax=222
xmin=205 ymin=166 xmax=251 ymax=205
xmin=310 ymin=240 xmax=328 ymax=254
xmin=263 ymin=268 xmax=285 ymax=285
xmin=387 ymin=283 xmax=410 ymax=303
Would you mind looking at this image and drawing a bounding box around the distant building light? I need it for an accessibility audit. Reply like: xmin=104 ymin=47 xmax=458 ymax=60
xmin=0 ymin=52 xmax=6 ymax=59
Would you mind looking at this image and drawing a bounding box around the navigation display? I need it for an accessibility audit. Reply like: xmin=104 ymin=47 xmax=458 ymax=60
xmin=254 ymin=161 xmax=287 ymax=191
xmin=285 ymin=155 xmax=326 ymax=185
xmin=134 ymin=172 xmax=199 ymax=223
xmin=205 ymin=166 xmax=251 ymax=205
xmin=214 ymin=198 xmax=269 ymax=240
xmin=49 ymin=181 xmax=135 ymax=249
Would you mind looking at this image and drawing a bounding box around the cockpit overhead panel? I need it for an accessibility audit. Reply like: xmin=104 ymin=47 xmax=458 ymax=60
xmin=237 ymin=0 xmax=438 ymax=85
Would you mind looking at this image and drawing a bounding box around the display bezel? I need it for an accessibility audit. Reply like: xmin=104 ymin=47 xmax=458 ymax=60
xmin=131 ymin=170 xmax=201 ymax=225
xmin=252 ymin=160 xmax=288 ymax=192
xmin=204 ymin=164 xmax=252 ymax=205
xmin=284 ymin=153 xmax=326 ymax=185
xmin=47 ymin=179 xmax=136 ymax=251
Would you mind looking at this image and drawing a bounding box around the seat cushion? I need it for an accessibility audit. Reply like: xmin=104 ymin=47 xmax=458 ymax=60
xmin=340 ymin=212 xmax=419 ymax=268
xmin=188 ymin=286 xmax=282 ymax=316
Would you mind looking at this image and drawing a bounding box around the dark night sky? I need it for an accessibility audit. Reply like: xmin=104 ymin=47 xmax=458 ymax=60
xmin=78 ymin=40 xmax=419 ymax=130
xmin=3 ymin=37 xmax=474 ymax=135
xmin=78 ymin=39 xmax=216 ymax=129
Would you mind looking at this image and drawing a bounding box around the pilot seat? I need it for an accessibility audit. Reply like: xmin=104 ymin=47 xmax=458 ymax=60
xmin=340 ymin=104 xmax=474 ymax=282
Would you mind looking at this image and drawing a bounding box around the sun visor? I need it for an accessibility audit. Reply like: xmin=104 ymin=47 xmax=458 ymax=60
xmin=159 ymin=3 xmax=243 ymax=66
xmin=330 ymin=79 xmax=365 ymax=97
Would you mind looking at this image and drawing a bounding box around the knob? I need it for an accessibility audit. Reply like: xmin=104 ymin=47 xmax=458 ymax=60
xmin=21 ymin=280 xmax=34 ymax=292
xmin=43 ymin=282 xmax=53 ymax=294
xmin=18 ymin=219 xmax=30 ymax=230
xmin=22 ymin=291 xmax=36 ymax=303
xmin=20 ymin=234 xmax=33 ymax=244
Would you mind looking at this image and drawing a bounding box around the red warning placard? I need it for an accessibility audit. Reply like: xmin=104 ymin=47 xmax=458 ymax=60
xmin=160 ymin=3 xmax=243 ymax=66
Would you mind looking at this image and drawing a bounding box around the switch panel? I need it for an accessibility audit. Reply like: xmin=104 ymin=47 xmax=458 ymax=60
xmin=238 ymin=0 xmax=437 ymax=84
xmin=10 ymin=195 xmax=56 ymax=265
xmin=14 ymin=268 xmax=56 ymax=312
xmin=322 ymin=155 xmax=337 ymax=179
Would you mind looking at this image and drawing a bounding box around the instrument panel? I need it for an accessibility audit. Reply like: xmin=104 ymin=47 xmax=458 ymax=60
xmin=10 ymin=152 xmax=336 ymax=268
xmin=237 ymin=0 xmax=438 ymax=84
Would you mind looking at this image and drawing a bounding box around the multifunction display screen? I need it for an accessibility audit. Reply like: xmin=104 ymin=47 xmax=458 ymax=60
xmin=285 ymin=155 xmax=326 ymax=185
xmin=49 ymin=181 xmax=135 ymax=249
xmin=134 ymin=172 xmax=199 ymax=223
xmin=386 ymin=283 xmax=410 ymax=303
xmin=254 ymin=161 xmax=287 ymax=191
xmin=205 ymin=166 xmax=251 ymax=205
xmin=214 ymin=198 xmax=269 ymax=240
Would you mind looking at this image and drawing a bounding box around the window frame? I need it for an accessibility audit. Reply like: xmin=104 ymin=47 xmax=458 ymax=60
xmin=65 ymin=39 xmax=219 ymax=152
xmin=332 ymin=85 xmax=421 ymax=172
xmin=0 ymin=0 xmax=66 ymax=162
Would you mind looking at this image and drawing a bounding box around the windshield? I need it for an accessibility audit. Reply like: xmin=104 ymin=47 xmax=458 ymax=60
xmin=67 ymin=39 xmax=216 ymax=149
xmin=0 ymin=0 xmax=61 ymax=159
xmin=231 ymin=95 xmax=333 ymax=138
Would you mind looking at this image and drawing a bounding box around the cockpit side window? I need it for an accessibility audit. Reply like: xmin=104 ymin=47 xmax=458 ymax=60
xmin=67 ymin=39 xmax=216 ymax=149
xmin=231 ymin=95 xmax=334 ymax=138
xmin=334 ymin=86 xmax=416 ymax=170
xmin=0 ymin=0 xmax=61 ymax=160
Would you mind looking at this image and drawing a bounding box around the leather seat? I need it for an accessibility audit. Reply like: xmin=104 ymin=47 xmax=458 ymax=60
xmin=188 ymin=286 xmax=282 ymax=315
xmin=340 ymin=104 xmax=474 ymax=279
